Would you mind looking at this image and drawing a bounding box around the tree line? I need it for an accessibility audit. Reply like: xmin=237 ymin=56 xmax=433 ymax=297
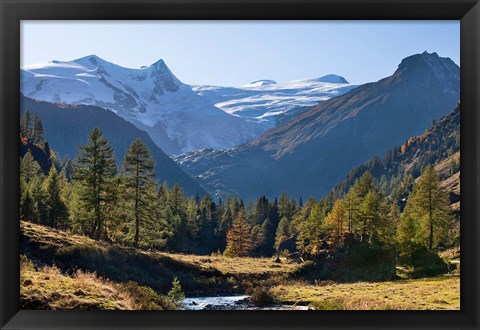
xmin=20 ymin=113 xmax=456 ymax=259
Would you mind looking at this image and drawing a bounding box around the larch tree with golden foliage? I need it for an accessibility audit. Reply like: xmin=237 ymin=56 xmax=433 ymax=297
xmin=224 ymin=210 xmax=254 ymax=257
xmin=324 ymin=199 xmax=347 ymax=243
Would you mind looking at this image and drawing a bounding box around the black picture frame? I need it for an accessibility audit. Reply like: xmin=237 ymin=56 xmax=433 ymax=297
xmin=1 ymin=0 xmax=479 ymax=329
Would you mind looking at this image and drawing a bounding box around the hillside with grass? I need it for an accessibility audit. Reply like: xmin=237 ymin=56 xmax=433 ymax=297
xmin=20 ymin=221 xmax=459 ymax=310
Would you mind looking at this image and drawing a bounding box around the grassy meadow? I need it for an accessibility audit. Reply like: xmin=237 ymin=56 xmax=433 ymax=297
xmin=20 ymin=221 xmax=459 ymax=310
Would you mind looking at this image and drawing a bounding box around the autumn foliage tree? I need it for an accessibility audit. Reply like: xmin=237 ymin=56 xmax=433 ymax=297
xmin=224 ymin=210 xmax=254 ymax=257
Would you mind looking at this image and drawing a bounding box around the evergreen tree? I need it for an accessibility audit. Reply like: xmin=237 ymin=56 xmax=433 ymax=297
xmin=74 ymin=128 xmax=117 ymax=240
xmin=274 ymin=216 xmax=291 ymax=253
xmin=167 ymin=277 xmax=185 ymax=309
xmin=359 ymin=190 xmax=388 ymax=243
xmin=29 ymin=176 xmax=48 ymax=224
xmin=20 ymin=178 xmax=34 ymax=222
xmin=197 ymin=195 xmax=218 ymax=254
xmin=400 ymin=165 xmax=452 ymax=250
xmin=278 ymin=192 xmax=294 ymax=221
xmin=122 ymin=139 xmax=156 ymax=247
xmin=20 ymin=152 xmax=43 ymax=183
xmin=31 ymin=114 xmax=45 ymax=146
xmin=166 ymin=184 xmax=189 ymax=252
xmin=20 ymin=110 xmax=32 ymax=140
xmin=44 ymin=166 xmax=69 ymax=229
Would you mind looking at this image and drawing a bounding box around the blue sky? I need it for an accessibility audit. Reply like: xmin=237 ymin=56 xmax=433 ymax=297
xmin=21 ymin=21 xmax=459 ymax=86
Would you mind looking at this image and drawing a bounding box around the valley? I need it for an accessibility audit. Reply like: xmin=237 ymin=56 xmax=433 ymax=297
xmin=19 ymin=49 xmax=461 ymax=312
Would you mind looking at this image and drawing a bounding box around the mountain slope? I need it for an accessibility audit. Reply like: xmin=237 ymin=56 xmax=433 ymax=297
xmin=21 ymin=55 xmax=265 ymax=155
xmin=324 ymin=104 xmax=460 ymax=207
xmin=20 ymin=96 xmax=206 ymax=196
xmin=176 ymin=52 xmax=460 ymax=200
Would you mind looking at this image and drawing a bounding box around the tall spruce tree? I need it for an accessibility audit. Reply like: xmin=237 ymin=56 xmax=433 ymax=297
xmin=20 ymin=152 xmax=42 ymax=183
xmin=74 ymin=128 xmax=117 ymax=240
xmin=122 ymin=138 xmax=156 ymax=247
xmin=44 ymin=166 xmax=69 ymax=229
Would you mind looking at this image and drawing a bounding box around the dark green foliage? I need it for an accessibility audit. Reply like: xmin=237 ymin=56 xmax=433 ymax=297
xmin=399 ymin=247 xmax=448 ymax=278
xmin=334 ymin=243 xmax=397 ymax=282
xmin=20 ymin=110 xmax=45 ymax=146
xmin=44 ymin=167 xmax=69 ymax=229
xmin=122 ymin=139 xmax=158 ymax=247
xmin=74 ymin=128 xmax=118 ymax=240
xmin=293 ymin=242 xmax=396 ymax=283
xmin=20 ymin=152 xmax=43 ymax=183
xmin=274 ymin=217 xmax=291 ymax=253
xmin=20 ymin=178 xmax=34 ymax=222
xmin=29 ymin=176 xmax=48 ymax=225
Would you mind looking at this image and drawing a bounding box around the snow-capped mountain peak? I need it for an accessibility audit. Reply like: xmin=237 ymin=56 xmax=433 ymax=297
xmin=20 ymin=55 xmax=264 ymax=155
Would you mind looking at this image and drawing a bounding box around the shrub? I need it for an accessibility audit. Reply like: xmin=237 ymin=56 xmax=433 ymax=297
xmin=167 ymin=277 xmax=185 ymax=309
xmin=406 ymin=247 xmax=448 ymax=278
xmin=20 ymin=254 xmax=35 ymax=272
xmin=120 ymin=281 xmax=176 ymax=310
xmin=250 ymin=287 xmax=275 ymax=307
xmin=311 ymin=298 xmax=346 ymax=310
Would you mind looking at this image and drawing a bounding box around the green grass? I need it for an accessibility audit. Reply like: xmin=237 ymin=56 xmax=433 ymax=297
xmin=271 ymin=275 xmax=460 ymax=310
xmin=21 ymin=221 xmax=231 ymax=296
xmin=21 ymin=221 xmax=460 ymax=310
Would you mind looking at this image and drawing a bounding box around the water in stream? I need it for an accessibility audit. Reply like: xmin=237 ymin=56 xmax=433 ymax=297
xmin=183 ymin=295 xmax=310 ymax=310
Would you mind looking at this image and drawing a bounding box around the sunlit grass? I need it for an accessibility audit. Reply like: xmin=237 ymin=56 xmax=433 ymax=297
xmin=271 ymin=275 xmax=460 ymax=310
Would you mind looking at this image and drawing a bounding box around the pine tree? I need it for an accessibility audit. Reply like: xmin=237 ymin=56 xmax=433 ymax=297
xmin=74 ymin=128 xmax=117 ymax=240
xmin=400 ymin=165 xmax=452 ymax=251
xmin=166 ymin=183 xmax=189 ymax=252
xmin=348 ymin=172 xmax=381 ymax=237
xmin=29 ymin=176 xmax=48 ymax=224
xmin=20 ymin=152 xmax=42 ymax=183
xmin=167 ymin=277 xmax=185 ymax=309
xmin=224 ymin=210 xmax=254 ymax=257
xmin=20 ymin=110 xmax=32 ymax=140
xmin=20 ymin=178 xmax=34 ymax=222
xmin=44 ymin=166 xmax=69 ymax=229
xmin=31 ymin=114 xmax=45 ymax=146
xmin=122 ymin=139 xmax=156 ymax=247
xmin=140 ymin=183 xmax=168 ymax=248
xmin=274 ymin=216 xmax=290 ymax=252
xmin=359 ymin=190 xmax=388 ymax=243
xmin=278 ymin=192 xmax=294 ymax=221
